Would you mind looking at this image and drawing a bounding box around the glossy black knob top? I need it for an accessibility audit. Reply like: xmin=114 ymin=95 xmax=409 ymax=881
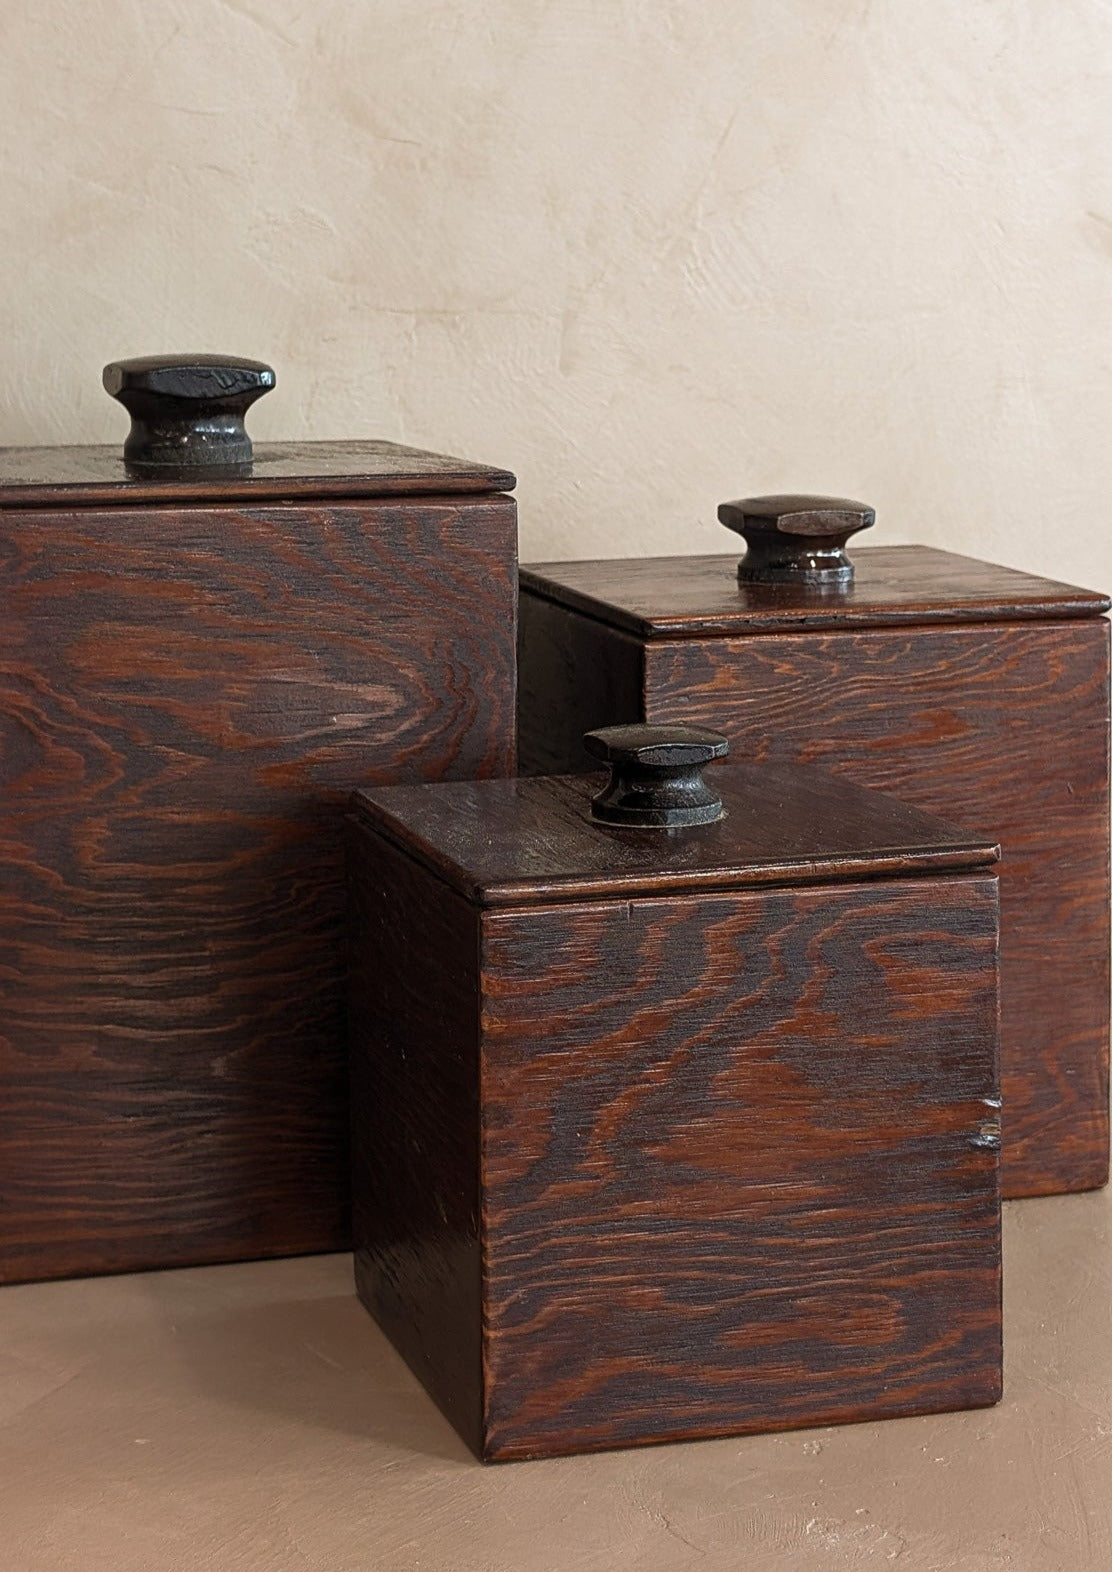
xmin=719 ymin=494 xmax=875 ymax=585
xmin=583 ymin=723 xmax=729 ymax=828
xmin=102 ymin=355 xmax=276 ymax=472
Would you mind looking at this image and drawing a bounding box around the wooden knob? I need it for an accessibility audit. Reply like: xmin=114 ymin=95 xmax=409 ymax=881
xmin=718 ymin=494 xmax=875 ymax=585
xmin=102 ymin=355 xmax=276 ymax=471
xmin=583 ymin=724 xmax=729 ymax=828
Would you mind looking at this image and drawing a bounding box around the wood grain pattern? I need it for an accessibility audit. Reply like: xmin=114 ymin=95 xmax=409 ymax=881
xmin=518 ymin=548 xmax=1110 ymax=1198
xmin=0 ymin=491 xmax=516 ymax=1283
xmin=480 ymin=877 xmax=1001 ymax=1459
xmin=644 ymin=622 xmax=1109 ymax=1198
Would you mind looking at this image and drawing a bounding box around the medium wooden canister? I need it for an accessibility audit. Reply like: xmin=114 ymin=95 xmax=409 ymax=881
xmin=519 ymin=498 xmax=1110 ymax=1199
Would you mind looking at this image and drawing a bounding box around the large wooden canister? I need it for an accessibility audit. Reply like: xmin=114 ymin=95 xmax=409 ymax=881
xmin=0 ymin=355 xmax=517 ymax=1281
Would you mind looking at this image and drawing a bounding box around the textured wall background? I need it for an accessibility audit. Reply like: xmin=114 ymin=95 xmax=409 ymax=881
xmin=1 ymin=1 xmax=1109 ymax=586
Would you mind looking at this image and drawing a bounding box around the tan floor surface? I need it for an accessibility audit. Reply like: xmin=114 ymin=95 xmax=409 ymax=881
xmin=0 ymin=1189 xmax=1109 ymax=1572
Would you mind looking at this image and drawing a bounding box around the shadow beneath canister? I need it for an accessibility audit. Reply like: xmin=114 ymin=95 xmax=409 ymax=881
xmin=139 ymin=1265 xmax=474 ymax=1468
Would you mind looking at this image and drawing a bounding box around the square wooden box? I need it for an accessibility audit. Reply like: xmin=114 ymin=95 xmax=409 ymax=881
xmin=348 ymin=747 xmax=1002 ymax=1460
xmin=519 ymin=501 xmax=1110 ymax=1199
xmin=0 ymin=392 xmax=517 ymax=1282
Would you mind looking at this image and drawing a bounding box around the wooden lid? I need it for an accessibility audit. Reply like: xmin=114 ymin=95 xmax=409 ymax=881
xmin=350 ymin=758 xmax=999 ymax=908
xmin=0 ymin=356 xmax=513 ymax=506
xmin=520 ymin=492 xmax=1104 ymax=630
xmin=520 ymin=546 xmax=1109 ymax=637
xmin=0 ymin=440 xmax=515 ymax=508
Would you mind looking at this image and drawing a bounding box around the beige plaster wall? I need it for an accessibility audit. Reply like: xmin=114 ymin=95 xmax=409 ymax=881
xmin=1 ymin=1 xmax=1109 ymax=588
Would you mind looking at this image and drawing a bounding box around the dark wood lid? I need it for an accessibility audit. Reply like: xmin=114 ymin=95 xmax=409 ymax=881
xmin=0 ymin=440 xmax=515 ymax=508
xmin=520 ymin=546 xmax=1109 ymax=636
xmin=350 ymin=760 xmax=999 ymax=908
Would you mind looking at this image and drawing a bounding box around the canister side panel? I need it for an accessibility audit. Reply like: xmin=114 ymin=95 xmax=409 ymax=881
xmin=0 ymin=493 xmax=516 ymax=1281
xmin=480 ymin=876 xmax=1000 ymax=1459
xmin=645 ymin=619 xmax=1110 ymax=1197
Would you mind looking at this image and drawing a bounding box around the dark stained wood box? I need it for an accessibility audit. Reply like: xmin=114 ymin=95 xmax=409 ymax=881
xmin=348 ymin=733 xmax=1002 ymax=1461
xmin=0 ymin=356 xmax=518 ymax=1283
xmin=519 ymin=499 xmax=1111 ymax=1200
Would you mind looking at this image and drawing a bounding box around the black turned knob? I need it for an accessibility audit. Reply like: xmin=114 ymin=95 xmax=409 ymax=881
xmin=583 ymin=724 xmax=729 ymax=828
xmin=719 ymin=494 xmax=875 ymax=585
xmin=102 ymin=354 xmax=276 ymax=471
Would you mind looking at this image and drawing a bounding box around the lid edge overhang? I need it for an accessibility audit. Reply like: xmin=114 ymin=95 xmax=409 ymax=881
xmin=348 ymin=793 xmax=1000 ymax=910
xmin=520 ymin=549 xmax=1112 ymax=635
xmin=0 ymin=440 xmax=516 ymax=508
